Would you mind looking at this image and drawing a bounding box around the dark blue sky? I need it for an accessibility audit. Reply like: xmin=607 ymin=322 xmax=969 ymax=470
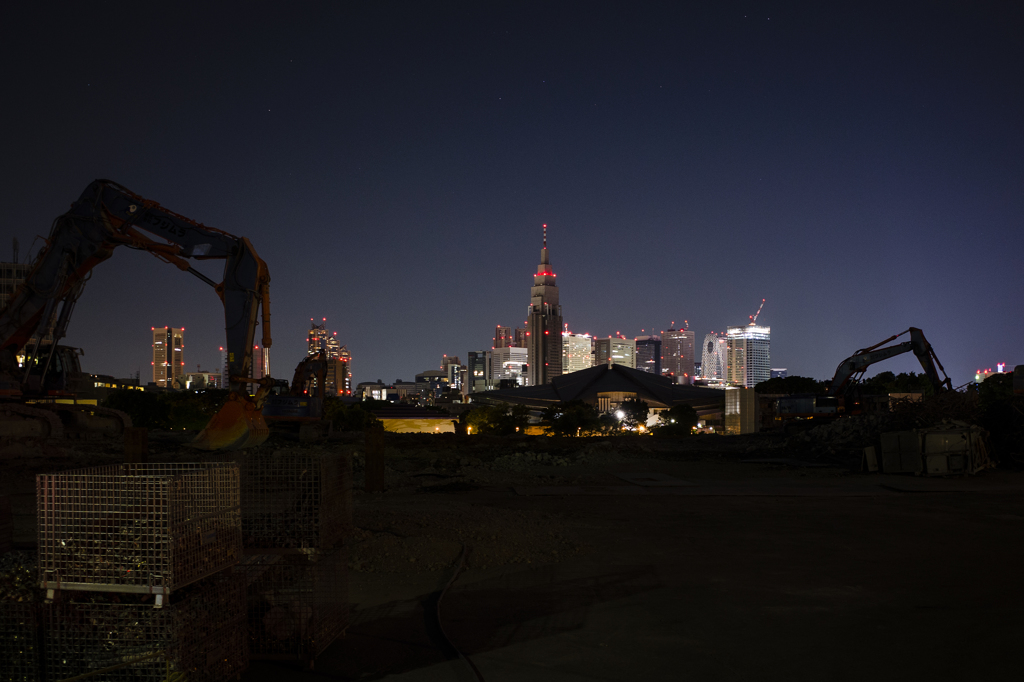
xmin=2 ymin=2 xmax=1021 ymax=386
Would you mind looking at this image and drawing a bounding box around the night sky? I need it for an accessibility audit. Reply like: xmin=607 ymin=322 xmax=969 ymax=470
xmin=2 ymin=2 xmax=1021 ymax=388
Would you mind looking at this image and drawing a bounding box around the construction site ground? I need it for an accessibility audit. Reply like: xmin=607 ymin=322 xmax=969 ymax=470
xmin=3 ymin=431 xmax=1023 ymax=681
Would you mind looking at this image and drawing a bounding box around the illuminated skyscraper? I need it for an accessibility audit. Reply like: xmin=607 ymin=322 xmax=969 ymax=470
xmin=152 ymin=327 xmax=184 ymax=388
xmin=662 ymin=328 xmax=695 ymax=383
xmin=701 ymin=333 xmax=727 ymax=380
xmin=307 ymin=318 xmax=329 ymax=355
xmin=525 ymin=225 xmax=562 ymax=386
xmin=308 ymin=318 xmax=351 ymax=395
xmin=562 ymin=332 xmax=594 ymax=374
xmin=593 ymin=337 xmax=636 ymax=368
xmin=492 ymin=346 xmax=529 ymax=386
xmin=726 ymin=324 xmax=771 ymax=388
xmin=635 ymin=335 xmax=662 ymax=375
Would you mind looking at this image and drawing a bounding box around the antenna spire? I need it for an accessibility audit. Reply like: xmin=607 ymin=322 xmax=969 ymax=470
xmin=542 ymin=223 xmax=547 ymax=249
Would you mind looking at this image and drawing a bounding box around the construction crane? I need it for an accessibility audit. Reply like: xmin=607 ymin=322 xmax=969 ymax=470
xmin=749 ymin=299 xmax=766 ymax=324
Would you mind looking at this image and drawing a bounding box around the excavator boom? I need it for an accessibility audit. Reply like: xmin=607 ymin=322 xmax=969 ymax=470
xmin=828 ymin=327 xmax=952 ymax=396
xmin=0 ymin=180 xmax=273 ymax=450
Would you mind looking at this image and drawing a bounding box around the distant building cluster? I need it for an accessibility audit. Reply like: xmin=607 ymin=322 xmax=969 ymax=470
xmin=432 ymin=226 xmax=772 ymax=403
xmin=307 ymin=318 xmax=352 ymax=395
xmin=132 ymin=225 xmax=772 ymax=401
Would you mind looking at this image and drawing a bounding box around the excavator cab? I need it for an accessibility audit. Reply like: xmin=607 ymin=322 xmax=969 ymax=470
xmin=17 ymin=344 xmax=86 ymax=397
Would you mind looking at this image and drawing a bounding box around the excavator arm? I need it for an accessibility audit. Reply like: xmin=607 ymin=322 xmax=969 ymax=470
xmin=828 ymin=327 xmax=952 ymax=396
xmin=0 ymin=179 xmax=272 ymax=449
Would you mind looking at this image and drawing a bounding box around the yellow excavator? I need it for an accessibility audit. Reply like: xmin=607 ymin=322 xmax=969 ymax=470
xmin=0 ymin=179 xmax=272 ymax=450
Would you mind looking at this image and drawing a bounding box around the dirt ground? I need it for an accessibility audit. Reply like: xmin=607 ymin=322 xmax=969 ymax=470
xmin=3 ymin=430 xmax=1024 ymax=680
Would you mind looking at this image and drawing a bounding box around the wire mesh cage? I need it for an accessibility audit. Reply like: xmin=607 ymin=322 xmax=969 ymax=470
xmin=45 ymin=572 xmax=247 ymax=682
xmin=1 ymin=549 xmax=43 ymax=682
xmin=242 ymin=546 xmax=349 ymax=663
xmin=0 ymin=601 xmax=41 ymax=682
xmin=37 ymin=463 xmax=241 ymax=599
xmin=240 ymin=450 xmax=352 ymax=552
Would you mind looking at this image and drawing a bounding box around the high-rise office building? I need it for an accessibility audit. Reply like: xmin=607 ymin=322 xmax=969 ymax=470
xmin=307 ymin=318 xmax=329 ymax=355
xmin=635 ymin=335 xmax=662 ymax=375
xmin=333 ymin=345 xmax=352 ymax=395
xmin=662 ymin=328 xmax=695 ymax=383
xmin=702 ymin=333 xmax=728 ymax=380
xmin=494 ymin=326 xmax=527 ymax=348
xmin=307 ymin=318 xmax=351 ymax=395
xmin=252 ymin=343 xmax=269 ymax=381
xmin=771 ymin=368 xmax=788 ymax=379
xmin=561 ymin=332 xmax=594 ymax=374
xmin=492 ymin=346 xmax=529 ymax=386
xmin=726 ymin=324 xmax=771 ymax=388
xmin=514 ymin=327 xmax=527 ymax=348
xmin=467 ymin=350 xmax=493 ymax=393
xmin=525 ymin=226 xmax=562 ymax=386
xmin=593 ymin=337 xmax=636 ymax=368
xmin=443 ymin=356 xmax=464 ymax=391
xmin=494 ymin=326 xmax=513 ymax=348
xmin=152 ymin=327 xmax=184 ymax=388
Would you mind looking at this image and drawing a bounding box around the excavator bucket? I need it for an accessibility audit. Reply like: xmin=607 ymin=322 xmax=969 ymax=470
xmin=192 ymin=391 xmax=270 ymax=450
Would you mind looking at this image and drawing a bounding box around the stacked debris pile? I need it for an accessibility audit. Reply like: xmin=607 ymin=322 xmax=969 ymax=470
xmin=785 ymin=414 xmax=896 ymax=464
xmin=239 ymin=447 xmax=352 ymax=667
xmin=890 ymin=390 xmax=982 ymax=428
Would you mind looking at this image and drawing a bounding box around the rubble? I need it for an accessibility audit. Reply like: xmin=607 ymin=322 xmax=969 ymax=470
xmin=347 ymin=502 xmax=587 ymax=574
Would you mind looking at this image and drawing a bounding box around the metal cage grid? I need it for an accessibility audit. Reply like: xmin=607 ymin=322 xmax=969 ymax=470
xmin=0 ymin=602 xmax=41 ymax=682
xmin=37 ymin=463 xmax=241 ymax=596
xmin=240 ymin=451 xmax=352 ymax=552
xmin=45 ymin=573 xmax=247 ymax=682
xmin=242 ymin=546 xmax=349 ymax=662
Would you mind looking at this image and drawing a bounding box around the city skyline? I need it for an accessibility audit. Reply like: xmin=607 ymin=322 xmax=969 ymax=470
xmin=3 ymin=4 xmax=1019 ymax=388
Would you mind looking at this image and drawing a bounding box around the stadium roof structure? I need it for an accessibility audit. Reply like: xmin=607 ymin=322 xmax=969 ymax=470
xmin=471 ymin=363 xmax=724 ymax=411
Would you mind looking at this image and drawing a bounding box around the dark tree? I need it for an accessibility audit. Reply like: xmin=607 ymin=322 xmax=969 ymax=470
xmin=754 ymin=376 xmax=829 ymax=395
xmin=465 ymin=403 xmax=531 ymax=435
xmin=323 ymin=398 xmax=383 ymax=431
xmin=652 ymin=403 xmax=699 ymax=437
xmin=542 ymin=400 xmax=602 ymax=436
xmin=619 ymin=398 xmax=649 ymax=430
